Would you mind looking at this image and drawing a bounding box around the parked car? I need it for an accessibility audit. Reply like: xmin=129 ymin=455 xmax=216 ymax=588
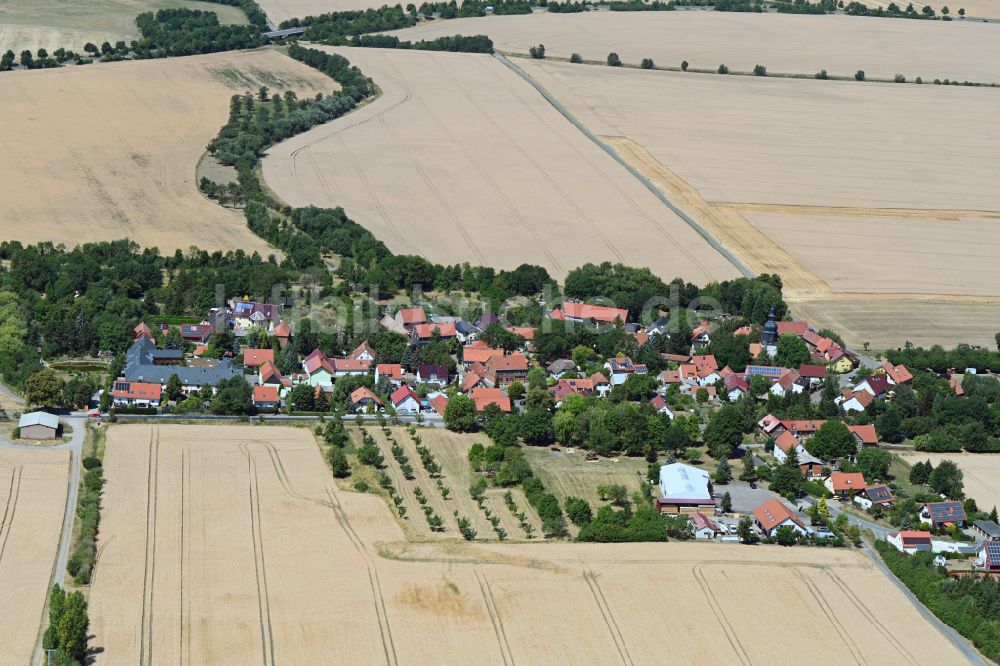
xmin=814 ymin=526 xmax=834 ymax=539
xmin=749 ymin=482 xmax=757 ymax=489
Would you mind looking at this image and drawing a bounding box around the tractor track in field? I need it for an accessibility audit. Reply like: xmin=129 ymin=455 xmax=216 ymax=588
xmin=793 ymin=567 xmax=866 ymax=666
xmin=692 ymin=563 xmax=751 ymax=666
xmin=0 ymin=466 xmax=23 ymax=565
xmin=474 ymin=567 xmax=515 ymax=666
xmin=243 ymin=445 xmax=276 ymax=665
xmin=139 ymin=428 xmax=160 ymax=666
xmin=583 ymin=571 xmax=633 ymax=666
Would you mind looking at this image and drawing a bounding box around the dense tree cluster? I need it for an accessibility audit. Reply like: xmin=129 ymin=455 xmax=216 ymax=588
xmin=134 ymin=9 xmax=264 ymax=57
xmin=281 ymin=6 xmax=416 ymax=38
xmin=350 ymin=33 xmax=494 ymax=53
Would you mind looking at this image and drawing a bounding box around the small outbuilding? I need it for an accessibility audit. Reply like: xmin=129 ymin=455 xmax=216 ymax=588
xmin=18 ymin=411 xmax=60 ymax=440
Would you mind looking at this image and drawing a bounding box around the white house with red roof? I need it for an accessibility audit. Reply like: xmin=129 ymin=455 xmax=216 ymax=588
xmin=390 ymin=385 xmax=420 ymax=414
xmin=825 ymin=472 xmax=866 ymax=498
xmin=753 ymin=499 xmax=810 ymax=537
xmin=351 ymin=341 xmax=376 ymax=361
xmin=412 ymin=322 xmax=458 ymax=345
xmin=690 ymin=511 xmax=723 ymax=540
xmin=649 ymin=396 xmax=674 ymax=419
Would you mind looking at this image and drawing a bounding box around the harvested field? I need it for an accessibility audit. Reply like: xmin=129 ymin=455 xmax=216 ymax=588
xmin=511 ymin=59 xmax=1000 ymax=346
xmin=390 ymin=12 xmax=1000 ymax=83
xmin=0 ymin=49 xmax=334 ymax=254
xmin=88 ymin=423 xmax=975 ymax=663
xmin=517 ymin=59 xmax=1000 ymax=211
xmin=898 ymin=451 xmax=1000 ymax=513
xmin=745 ymin=209 xmax=1000 ymax=296
xmin=0 ymin=448 xmax=71 ymax=662
xmin=255 ymin=0 xmax=394 ymax=25
xmin=909 ymin=0 xmax=1000 ymax=19
xmin=0 ymin=0 xmax=247 ymax=54
xmin=791 ymin=299 xmax=1000 ymax=349
xmin=261 ymin=46 xmax=742 ymax=283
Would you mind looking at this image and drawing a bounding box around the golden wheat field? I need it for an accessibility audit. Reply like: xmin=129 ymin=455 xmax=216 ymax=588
xmin=84 ymin=423 xmax=975 ymax=664
xmin=0 ymin=49 xmax=335 ymax=255
xmin=0 ymin=0 xmax=248 ymax=54
xmin=0 ymin=448 xmax=71 ymax=663
xmin=390 ymin=11 xmax=1000 ymax=83
xmin=261 ymin=46 xmax=741 ymax=282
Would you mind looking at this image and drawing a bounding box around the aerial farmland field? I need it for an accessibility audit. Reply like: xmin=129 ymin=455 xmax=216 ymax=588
xmin=389 ymin=12 xmax=1000 ymax=83
xmin=0 ymin=49 xmax=334 ymax=255
xmin=0 ymin=0 xmax=248 ymax=53
xmin=0 ymin=448 xmax=71 ymax=661
xmin=260 ymin=46 xmax=742 ymax=283
xmin=86 ymin=423 xmax=977 ymax=663
xmin=511 ymin=58 xmax=1000 ymax=347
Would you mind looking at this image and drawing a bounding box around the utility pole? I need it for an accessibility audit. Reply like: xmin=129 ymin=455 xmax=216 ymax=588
xmin=44 ymin=648 xmax=56 ymax=666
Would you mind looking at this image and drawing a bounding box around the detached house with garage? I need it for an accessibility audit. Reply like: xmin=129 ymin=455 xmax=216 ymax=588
xmin=754 ymin=499 xmax=810 ymax=538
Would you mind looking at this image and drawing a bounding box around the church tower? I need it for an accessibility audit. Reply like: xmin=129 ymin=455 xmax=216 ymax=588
xmin=761 ymin=303 xmax=778 ymax=357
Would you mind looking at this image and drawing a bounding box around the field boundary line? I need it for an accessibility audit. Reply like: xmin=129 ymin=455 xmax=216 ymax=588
xmin=475 ymin=567 xmax=515 ymax=666
xmin=583 ymin=570 xmax=634 ymax=666
xmin=692 ymin=563 xmax=751 ymax=665
xmin=493 ymin=52 xmax=754 ymax=279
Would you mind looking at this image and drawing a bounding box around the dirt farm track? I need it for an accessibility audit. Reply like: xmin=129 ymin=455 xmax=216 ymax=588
xmin=85 ymin=424 xmax=973 ymax=664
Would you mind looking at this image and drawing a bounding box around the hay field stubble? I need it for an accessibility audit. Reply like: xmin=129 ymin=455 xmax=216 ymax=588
xmin=0 ymin=49 xmax=334 ymax=255
xmin=514 ymin=59 xmax=1000 ymax=347
xmin=261 ymin=46 xmax=742 ymax=283
xmin=0 ymin=448 xmax=71 ymax=662
xmin=87 ymin=424 xmax=976 ymax=664
xmin=389 ymin=11 xmax=1000 ymax=83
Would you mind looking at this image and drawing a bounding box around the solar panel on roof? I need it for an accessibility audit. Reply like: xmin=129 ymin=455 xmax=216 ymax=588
xmin=747 ymin=366 xmax=782 ymax=377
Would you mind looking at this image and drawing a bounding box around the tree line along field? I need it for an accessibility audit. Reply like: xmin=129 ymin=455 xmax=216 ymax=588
xmin=0 ymin=48 xmax=336 ymax=257
xmin=260 ymin=46 xmax=743 ymax=284
xmin=86 ymin=423 xmax=974 ymax=664
xmin=0 ymin=448 xmax=71 ymax=662
xmin=388 ymin=11 xmax=1000 ymax=83
xmin=0 ymin=0 xmax=248 ymax=54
